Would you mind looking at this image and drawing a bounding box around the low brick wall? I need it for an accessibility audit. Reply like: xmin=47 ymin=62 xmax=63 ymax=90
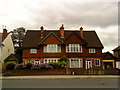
xmin=68 ymin=68 xmax=119 ymax=75
xmin=4 ymin=69 xmax=66 ymax=76
xmin=3 ymin=68 xmax=119 ymax=76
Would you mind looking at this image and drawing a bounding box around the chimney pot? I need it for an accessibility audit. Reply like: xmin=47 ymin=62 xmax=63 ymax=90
xmin=2 ymin=28 xmax=8 ymax=41
xmin=80 ymin=27 xmax=83 ymax=38
xmin=40 ymin=26 xmax=44 ymax=38
xmin=40 ymin=26 xmax=44 ymax=30
xmin=60 ymin=24 xmax=64 ymax=38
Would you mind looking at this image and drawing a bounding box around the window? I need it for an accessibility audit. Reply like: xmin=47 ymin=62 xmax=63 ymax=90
xmin=30 ymin=49 xmax=37 ymax=54
xmin=34 ymin=60 xmax=40 ymax=64
xmin=89 ymin=48 xmax=95 ymax=53
xmin=66 ymin=44 xmax=82 ymax=53
xmin=44 ymin=59 xmax=59 ymax=63
xmin=94 ymin=59 xmax=100 ymax=66
xmin=44 ymin=44 xmax=61 ymax=53
xmin=68 ymin=59 xmax=83 ymax=68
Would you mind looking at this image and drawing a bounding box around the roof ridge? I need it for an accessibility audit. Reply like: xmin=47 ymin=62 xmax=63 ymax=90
xmin=27 ymin=30 xmax=95 ymax=32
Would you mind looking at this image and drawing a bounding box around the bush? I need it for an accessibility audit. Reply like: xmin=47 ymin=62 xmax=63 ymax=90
xmin=26 ymin=63 xmax=33 ymax=69
xmin=60 ymin=61 xmax=67 ymax=66
xmin=49 ymin=62 xmax=61 ymax=69
xmin=15 ymin=64 xmax=26 ymax=70
xmin=60 ymin=61 xmax=67 ymax=69
xmin=6 ymin=62 xmax=16 ymax=70
xmin=59 ymin=56 xmax=68 ymax=62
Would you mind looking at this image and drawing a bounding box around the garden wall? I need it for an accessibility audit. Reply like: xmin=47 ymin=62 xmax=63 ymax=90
xmin=3 ymin=68 xmax=119 ymax=76
xmin=67 ymin=68 xmax=119 ymax=75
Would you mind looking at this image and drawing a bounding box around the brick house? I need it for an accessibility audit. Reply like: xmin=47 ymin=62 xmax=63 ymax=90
xmin=113 ymin=46 xmax=120 ymax=69
xmin=19 ymin=25 xmax=116 ymax=69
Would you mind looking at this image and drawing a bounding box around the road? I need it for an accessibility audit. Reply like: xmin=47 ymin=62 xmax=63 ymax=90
xmin=2 ymin=79 xmax=119 ymax=88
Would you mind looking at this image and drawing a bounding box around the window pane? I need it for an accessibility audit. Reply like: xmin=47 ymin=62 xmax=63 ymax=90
xmin=66 ymin=44 xmax=82 ymax=53
xmin=30 ymin=49 xmax=37 ymax=54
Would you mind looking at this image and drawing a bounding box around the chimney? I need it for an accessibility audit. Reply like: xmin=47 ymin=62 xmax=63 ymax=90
xmin=40 ymin=26 xmax=44 ymax=38
xmin=60 ymin=24 xmax=64 ymax=38
xmin=80 ymin=27 xmax=83 ymax=38
xmin=2 ymin=26 xmax=8 ymax=41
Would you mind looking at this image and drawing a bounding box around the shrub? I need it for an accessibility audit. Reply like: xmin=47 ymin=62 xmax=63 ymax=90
xmin=6 ymin=62 xmax=16 ymax=70
xmin=26 ymin=63 xmax=33 ymax=69
xmin=59 ymin=56 xmax=68 ymax=62
xmin=60 ymin=61 xmax=67 ymax=66
xmin=15 ymin=64 xmax=26 ymax=70
xmin=60 ymin=61 xmax=67 ymax=69
xmin=49 ymin=62 xmax=61 ymax=69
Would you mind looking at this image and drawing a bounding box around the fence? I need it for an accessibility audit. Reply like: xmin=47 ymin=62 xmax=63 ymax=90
xmin=67 ymin=68 xmax=119 ymax=75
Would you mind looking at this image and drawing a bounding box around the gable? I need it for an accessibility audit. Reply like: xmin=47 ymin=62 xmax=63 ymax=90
xmin=103 ymin=53 xmax=116 ymax=60
xmin=40 ymin=32 xmax=63 ymax=44
xmin=65 ymin=33 xmax=87 ymax=44
xmin=4 ymin=54 xmax=19 ymax=62
xmin=7 ymin=57 xmax=16 ymax=61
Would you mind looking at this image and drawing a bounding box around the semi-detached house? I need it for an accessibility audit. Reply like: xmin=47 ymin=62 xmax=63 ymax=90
xmin=20 ymin=25 xmax=116 ymax=69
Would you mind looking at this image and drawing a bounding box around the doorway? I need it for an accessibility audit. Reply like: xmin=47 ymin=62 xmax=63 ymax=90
xmin=86 ymin=60 xmax=92 ymax=69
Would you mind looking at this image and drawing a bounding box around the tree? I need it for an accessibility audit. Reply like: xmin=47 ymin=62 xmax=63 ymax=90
xmin=11 ymin=27 xmax=26 ymax=48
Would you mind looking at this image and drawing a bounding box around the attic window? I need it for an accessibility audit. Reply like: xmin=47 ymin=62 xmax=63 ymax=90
xmin=30 ymin=49 xmax=37 ymax=54
xmin=89 ymin=48 xmax=95 ymax=53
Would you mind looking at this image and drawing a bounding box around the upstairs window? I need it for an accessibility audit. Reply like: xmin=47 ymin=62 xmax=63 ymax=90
xmin=94 ymin=59 xmax=100 ymax=66
xmin=44 ymin=44 xmax=61 ymax=53
xmin=66 ymin=44 xmax=82 ymax=53
xmin=30 ymin=49 xmax=37 ymax=54
xmin=89 ymin=48 xmax=95 ymax=53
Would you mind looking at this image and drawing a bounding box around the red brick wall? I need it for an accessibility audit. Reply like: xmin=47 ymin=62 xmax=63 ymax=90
xmin=42 ymin=34 xmax=62 ymax=44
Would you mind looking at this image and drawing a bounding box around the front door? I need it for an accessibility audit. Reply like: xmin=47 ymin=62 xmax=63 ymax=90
xmin=34 ymin=60 xmax=40 ymax=64
xmin=86 ymin=60 xmax=92 ymax=69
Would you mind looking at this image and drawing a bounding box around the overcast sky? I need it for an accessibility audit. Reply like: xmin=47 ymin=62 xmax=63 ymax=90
xmin=0 ymin=0 xmax=119 ymax=53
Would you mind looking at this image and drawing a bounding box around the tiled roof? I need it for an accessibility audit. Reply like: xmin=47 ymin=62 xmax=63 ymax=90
xmin=22 ymin=30 xmax=104 ymax=48
xmin=113 ymin=46 xmax=120 ymax=51
xmin=102 ymin=52 xmax=116 ymax=60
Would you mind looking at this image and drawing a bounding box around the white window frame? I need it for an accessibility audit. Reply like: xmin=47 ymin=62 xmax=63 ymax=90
xmin=30 ymin=49 xmax=37 ymax=54
xmin=94 ymin=59 xmax=100 ymax=66
xmin=44 ymin=58 xmax=59 ymax=63
xmin=44 ymin=44 xmax=61 ymax=53
xmin=89 ymin=48 xmax=95 ymax=53
xmin=69 ymin=58 xmax=83 ymax=68
xmin=34 ymin=60 xmax=40 ymax=64
xmin=66 ymin=44 xmax=82 ymax=53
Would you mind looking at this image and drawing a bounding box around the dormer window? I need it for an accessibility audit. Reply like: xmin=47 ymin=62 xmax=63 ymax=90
xmin=66 ymin=44 xmax=82 ymax=53
xmin=89 ymin=48 xmax=95 ymax=53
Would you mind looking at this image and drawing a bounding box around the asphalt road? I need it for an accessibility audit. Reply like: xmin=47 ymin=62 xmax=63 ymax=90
xmin=2 ymin=79 xmax=119 ymax=88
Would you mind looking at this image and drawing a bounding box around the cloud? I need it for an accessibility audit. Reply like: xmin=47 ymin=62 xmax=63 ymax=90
xmin=0 ymin=0 xmax=118 ymax=53
xmin=22 ymin=2 xmax=118 ymax=29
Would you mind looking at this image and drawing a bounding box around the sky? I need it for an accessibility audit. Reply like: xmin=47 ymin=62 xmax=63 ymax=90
xmin=0 ymin=0 xmax=119 ymax=53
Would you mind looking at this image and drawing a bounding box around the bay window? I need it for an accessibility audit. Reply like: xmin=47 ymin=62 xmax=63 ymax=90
xmin=68 ymin=59 xmax=83 ymax=68
xmin=66 ymin=44 xmax=82 ymax=52
xmin=44 ymin=44 xmax=61 ymax=53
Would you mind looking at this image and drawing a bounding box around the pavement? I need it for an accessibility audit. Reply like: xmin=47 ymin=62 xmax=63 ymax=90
xmin=1 ymin=75 xmax=120 ymax=80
